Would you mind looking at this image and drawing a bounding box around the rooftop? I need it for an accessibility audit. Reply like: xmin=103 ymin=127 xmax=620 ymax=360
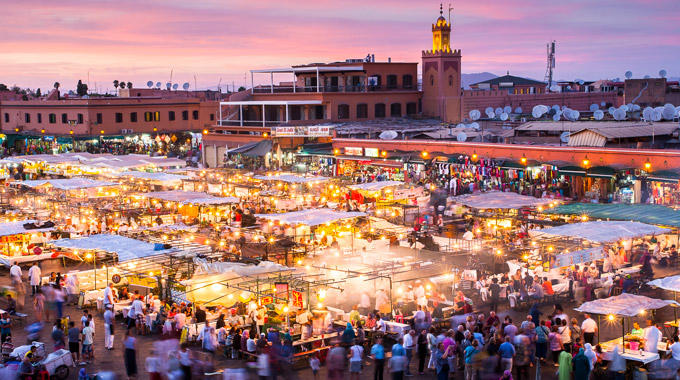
xmin=470 ymin=74 xmax=546 ymax=87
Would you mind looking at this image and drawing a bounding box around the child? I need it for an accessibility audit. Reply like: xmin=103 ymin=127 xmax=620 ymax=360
xmin=309 ymin=352 xmax=321 ymax=380
xmin=499 ymin=370 xmax=513 ymax=380
xmin=572 ymin=337 xmax=583 ymax=358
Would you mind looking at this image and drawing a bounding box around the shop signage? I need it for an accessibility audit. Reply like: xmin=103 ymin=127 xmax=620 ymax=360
xmin=393 ymin=187 xmax=423 ymax=200
xmin=345 ymin=147 xmax=363 ymax=156
xmin=275 ymin=282 xmax=289 ymax=301
xmin=260 ymin=296 xmax=273 ymax=305
xmin=271 ymin=126 xmax=332 ymax=137
xmin=307 ymin=126 xmax=331 ymax=136
xmin=0 ymin=235 xmax=24 ymax=244
xmin=291 ymin=290 xmax=303 ymax=308
xmin=364 ymin=148 xmax=379 ymax=158
xmin=551 ymin=246 xmax=605 ymax=268
xmin=111 ymin=274 xmax=122 ymax=284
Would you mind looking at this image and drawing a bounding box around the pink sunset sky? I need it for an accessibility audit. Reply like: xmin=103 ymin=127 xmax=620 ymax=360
xmin=1 ymin=0 xmax=679 ymax=92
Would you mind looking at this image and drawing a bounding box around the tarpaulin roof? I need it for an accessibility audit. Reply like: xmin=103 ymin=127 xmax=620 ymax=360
xmin=114 ymin=171 xmax=189 ymax=184
xmin=140 ymin=190 xmax=239 ymax=205
xmin=545 ymin=203 xmax=680 ymax=228
xmin=648 ymin=275 xmax=680 ymax=292
xmin=252 ymin=174 xmax=329 ymax=183
xmin=448 ymin=191 xmax=554 ymax=209
xmin=255 ymin=209 xmax=366 ymax=226
xmin=51 ymin=234 xmax=177 ymax=262
xmin=13 ymin=178 xmax=118 ymax=190
xmin=575 ymin=293 xmax=676 ymax=317
xmin=0 ymin=220 xmax=54 ymax=237
xmin=529 ymin=221 xmax=670 ymax=243
xmin=347 ymin=181 xmax=404 ymax=191
xmin=228 ymin=140 xmax=272 ymax=157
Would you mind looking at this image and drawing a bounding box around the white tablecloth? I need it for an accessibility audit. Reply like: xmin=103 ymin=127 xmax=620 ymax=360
xmin=84 ymin=290 xmax=105 ymax=304
xmin=384 ymin=321 xmax=410 ymax=337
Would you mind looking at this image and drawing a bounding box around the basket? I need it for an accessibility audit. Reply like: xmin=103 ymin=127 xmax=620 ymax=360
xmin=629 ymin=341 xmax=640 ymax=351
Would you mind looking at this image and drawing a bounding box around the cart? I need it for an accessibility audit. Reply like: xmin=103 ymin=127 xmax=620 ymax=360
xmin=37 ymin=349 xmax=73 ymax=380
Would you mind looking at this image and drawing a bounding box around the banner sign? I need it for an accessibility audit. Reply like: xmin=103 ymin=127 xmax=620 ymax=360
xmin=552 ymin=246 xmax=606 ymax=268
xmin=344 ymin=147 xmax=363 ymax=156
xmin=291 ymin=290 xmax=303 ymax=308
xmin=364 ymin=148 xmax=379 ymax=158
xmin=275 ymin=282 xmax=289 ymax=301
xmin=272 ymin=126 xmax=332 ymax=137
xmin=260 ymin=296 xmax=273 ymax=305
xmin=0 ymin=235 xmax=24 ymax=244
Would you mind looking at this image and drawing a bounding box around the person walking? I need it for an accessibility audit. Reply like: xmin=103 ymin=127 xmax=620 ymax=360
xmin=548 ymin=325 xmax=563 ymax=366
xmin=581 ymin=314 xmax=597 ymax=345
xmin=513 ymin=331 xmax=530 ymax=380
xmin=179 ymin=343 xmax=192 ymax=380
xmin=498 ymin=336 xmax=515 ymax=373
xmin=103 ymin=305 xmax=115 ymax=350
xmin=33 ymin=289 xmax=45 ymax=323
xmin=416 ymin=329 xmax=428 ymax=375
xmin=434 ymin=343 xmax=452 ymax=380
xmin=81 ymin=320 xmax=94 ymax=364
xmin=371 ymin=338 xmax=386 ymax=380
xmin=572 ymin=347 xmax=591 ymax=379
xmin=558 ymin=319 xmax=572 ymax=353
xmin=28 ymin=263 xmax=41 ymax=296
xmin=427 ymin=327 xmax=438 ymax=371
xmin=534 ymin=320 xmax=549 ymax=364
xmin=349 ymin=339 xmax=364 ymax=380
xmin=403 ymin=329 xmax=415 ymax=376
xmin=557 ymin=349 xmax=572 ymax=380
xmin=489 ymin=278 xmax=501 ymax=312
xmin=67 ymin=321 xmax=80 ymax=365
xmin=123 ymin=329 xmax=138 ymax=379
xmin=464 ymin=339 xmax=480 ymax=380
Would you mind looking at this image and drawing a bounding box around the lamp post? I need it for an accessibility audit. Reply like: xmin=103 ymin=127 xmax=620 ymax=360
xmin=86 ymin=252 xmax=96 ymax=290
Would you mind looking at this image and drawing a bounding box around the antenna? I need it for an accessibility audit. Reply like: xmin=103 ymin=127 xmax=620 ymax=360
xmin=448 ymin=3 xmax=453 ymax=23
xmin=544 ymin=40 xmax=556 ymax=92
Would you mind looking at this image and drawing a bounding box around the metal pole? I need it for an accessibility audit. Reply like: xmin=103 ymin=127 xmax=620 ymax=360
xmin=622 ymin=317 xmax=625 ymax=353
xmin=597 ymin=315 xmax=600 ymax=343
xmin=389 ymin=276 xmax=393 ymax=318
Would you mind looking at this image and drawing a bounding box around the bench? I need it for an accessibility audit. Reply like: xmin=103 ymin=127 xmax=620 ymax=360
xmin=11 ymin=312 xmax=28 ymax=326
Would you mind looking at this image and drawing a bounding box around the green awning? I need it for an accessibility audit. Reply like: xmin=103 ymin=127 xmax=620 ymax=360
xmin=545 ymin=203 xmax=680 ymax=228
xmin=648 ymin=170 xmax=680 ymax=184
xmin=587 ymin=166 xmax=616 ymax=179
xmin=56 ymin=137 xmax=73 ymax=144
xmin=558 ymin=165 xmax=586 ymax=177
xmin=501 ymin=161 xmax=524 ymax=169
xmin=102 ymin=135 xmax=124 ymax=141
xmin=242 ymin=140 xmax=272 ymax=158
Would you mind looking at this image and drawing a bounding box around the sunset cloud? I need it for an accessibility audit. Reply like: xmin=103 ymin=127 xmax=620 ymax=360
xmin=1 ymin=0 xmax=678 ymax=92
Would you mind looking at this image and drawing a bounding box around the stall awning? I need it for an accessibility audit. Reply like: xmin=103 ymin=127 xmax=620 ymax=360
xmin=12 ymin=178 xmax=118 ymax=190
xmin=529 ymin=221 xmax=670 ymax=244
xmin=0 ymin=220 xmax=54 ymax=238
xmin=575 ymin=293 xmax=676 ymax=317
xmin=558 ymin=165 xmax=586 ymax=177
xmin=299 ymin=143 xmax=333 ymax=156
xmin=227 ymin=141 xmax=260 ymax=154
xmin=347 ymin=181 xmax=404 ymax=191
xmin=252 ymin=174 xmax=329 ymax=184
xmin=545 ymin=203 xmax=680 ymax=228
xmin=52 ymin=234 xmax=177 ymax=263
xmin=255 ymin=209 xmax=366 ymax=226
xmin=648 ymin=170 xmax=680 ymax=184
xmin=243 ymin=140 xmax=273 ymax=158
xmin=587 ymin=166 xmax=617 ymax=179
xmin=113 ymin=171 xmax=189 ymax=184
xmin=448 ymin=191 xmax=553 ymax=210
xmin=140 ymin=190 xmax=239 ymax=205
xmin=648 ymin=275 xmax=680 ymax=292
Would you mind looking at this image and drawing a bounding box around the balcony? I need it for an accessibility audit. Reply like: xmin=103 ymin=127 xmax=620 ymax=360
xmin=251 ymin=84 xmax=417 ymax=94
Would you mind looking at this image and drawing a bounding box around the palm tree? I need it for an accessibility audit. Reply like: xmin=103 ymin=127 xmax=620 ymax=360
xmin=53 ymin=82 xmax=60 ymax=90
xmin=119 ymin=80 xmax=126 ymax=89
xmin=127 ymin=82 xmax=133 ymax=89
xmin=113 ymin=80 xmax=119 ymax=89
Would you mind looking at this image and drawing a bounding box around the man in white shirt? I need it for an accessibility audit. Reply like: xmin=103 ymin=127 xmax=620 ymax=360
xmin=359 ymin=291 xmax=371 ymax=315
xmin=28 ymin=263 xmax=41 ymax=296
xmin=414 ymin=282 xmax=427 ymax=308
xmin=403 ymin=329 xmax=416 ymax=376
xmin=103 ymin=305 xmax=114 ymax=350
xmin=103 ymin=283 xmax=115 ymax=309
xmin=669 ymin=335 xmax=680 ymax=361
xmin=9 ymin=262 xmax=22 ymax=286
xmin=643 ymin=319 xmax=661 ymax=353
xmin=375 ymin=288 xmax=389 ymax=312
xmin=375 ymin=314 xmax=387 ymax=333
xmin=581 ymin=314 xmax=598 ymax=345
xmin=130 ymin=296 xmax=145 ymax=333
xmin=463 ymin=229 xmax=474 ymax=241
xmin=65 ymin=274 xmax=79 ymax=305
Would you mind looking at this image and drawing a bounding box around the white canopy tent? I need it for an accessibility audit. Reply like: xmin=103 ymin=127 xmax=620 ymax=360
xmin=529 ymin=221 xmax=670 ymax=244
xmin=648 ymin=275 xmax=680 ymax=292
xmin=255 ymin=209 xmax=366 ymax=226
xmin=575 ymin=293 xmax=677 ymax=317
xmin=52 ymin=234 xmax=177 ymax=262
xmin=0 ymin=220 xmax=54 ymax=237
xmin=12 ymin=178 xmax=118 ymax=190
xmin=347 ymin=181 xmax=404 ymax=192
xmin=113 ymin=171 xmax=189 ymax=184
xmin=140 ymin=190 xmax=239 ymax=205
xmin=253 ymin=174 xmax=329 ymax=184
xmin=448 ymin=191 xmax=554 ymax=209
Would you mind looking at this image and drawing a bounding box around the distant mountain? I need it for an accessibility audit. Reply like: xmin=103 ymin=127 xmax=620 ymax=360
xmin=462 ymin=72 xmax=498 ymax=89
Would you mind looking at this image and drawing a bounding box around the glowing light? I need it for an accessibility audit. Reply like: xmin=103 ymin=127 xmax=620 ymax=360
xmin=317 ymin=303 xmax=323 ymax=308
xmin=608 ymin=314 xmax=614 ymax=321
xmin=425 ymin=284 xmax=431 ymax=290
xmin=283 ymin=306 xmax=289 ymax=313
xmin=85 ymin=253 xmax=92 ymax=260
xmin=148 ymin=272 xmax=154 ymax=276
xmin=228 ymin=294 xmax=233 ymax=299
xmin=297 ymin=260 xmax=302 ymax=265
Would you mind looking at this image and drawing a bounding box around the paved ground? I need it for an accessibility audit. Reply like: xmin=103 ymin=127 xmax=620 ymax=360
xmin=3 ymin=258 xmax=679 ymax=379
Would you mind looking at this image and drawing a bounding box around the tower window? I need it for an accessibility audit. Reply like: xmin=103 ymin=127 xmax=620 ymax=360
xmin=430 ymin=75 xmax=434 ymax=86
xmin=449 ymin=76 xmax=454 ymax=86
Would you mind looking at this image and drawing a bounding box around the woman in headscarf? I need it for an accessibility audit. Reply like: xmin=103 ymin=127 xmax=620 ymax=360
xmin=341 ymin=322 xmax=356 ymax=345
xmin=240 ymin=329 xmax=249 ymax=353
xmin=572 ymin=347 xmax=591 ymax=380
xmin=557 ymin=350 xmax=572 ymax=380
xmin=608 ymin=345 xmax=626 ymax=380
xmin=583 ymin=343 xmax=597 ymax=370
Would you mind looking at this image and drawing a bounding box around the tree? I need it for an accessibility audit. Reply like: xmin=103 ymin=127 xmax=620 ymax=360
xmin=35 ymin=88 xmax=41 ymax=97
xmin=118 ymin=80 xmax=126 ymax=89
xmin=113 ymin=80 xmax=119 ymax=89
xmin=0 ymin=84 xmax=8 ymax=91
xmin=238 ymin=86 xmax=246 ymax=92
xmin=127 ymin=82 xmax=133 ymax=89
xmin=53 ymin=82 xmax=60 ymax=90
xmin=76 ymin=80 xmax=88 ymax=96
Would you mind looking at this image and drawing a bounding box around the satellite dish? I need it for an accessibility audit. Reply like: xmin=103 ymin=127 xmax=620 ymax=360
xmin=469 ymin=110 xmax=481 ymax=121
xmin=146 ymin=81 xmax=153 ymax=88
xmin=578 ymin=79 xmax=585 ymax=85
xmin=593 ymin=110 xmax=604 ymax=120
xmin=550 ymin=85 xmax=560 ymax=92
xmin=589 ymin=104 xmax=599 ymax=112
xmin=660 ymin=70 xmax=667 ymax=78
xmin=552 ymin=105 xmax=560 ymax=111
xmin=494 ymin=107 xmax=503 ymax=116
xmin=620 ymin=105 xmax=629 ymax=112
xmin=560 ymin=132 xmax=570 ymax=143
xmin=531 ymin=106 xmax=543 ymax=118
xmin=156 ymin=82 xmax=162 ymax=88
xmin=486 ymin=110 xmax=496 ymax=118
xmin=503 ymin=106 xmax=512 ymax=114
xmin=662 ymin=104 xmax=677 ymax=120
xmin=644 ymin=75 xmax=651 ymax=79
xmin=456 ymin=132 xmax=468 ymax=142
xmin=485 ymin=107 xmax=494 ymax=114
xmin=601 ymin=101 xmax=606 ymax=107
xmin=553 ymin=114 xmax=560 ymax=122
xmin=642 ymin=107 xmax=654 ymax=120
xmin=470 ymin=122 xmax=480 ymax=130
xmin=625 ymin=71 xmax=633 ymax=79
xmin=172 ymin=83 xmax=179 ymax=90
xmin=608 ymin=107 xmax=616 ymax=115
xmin=632 ymin=104 xmax=641 ymax=111
xmin=514 ymin=107 xmax=523 ymax=114
xmin=456 ymin=123 xmax=465 ymax=129
xmin=182 ymin=82 xmax=190 ymax=90
xmin=166 ymin=82 xmax=172 ymax=90
xmin=613 ymin=108 xmax=626 ymax=121
xmin=500 ymin=113 xmax=509 ymax=121
xmin=651 ymin=109 xmax=662 ymax=122
xmin=379 ymin=130 xmax=398 ymax=140
xmin=568 ymin=110 xmax=580 ymax=121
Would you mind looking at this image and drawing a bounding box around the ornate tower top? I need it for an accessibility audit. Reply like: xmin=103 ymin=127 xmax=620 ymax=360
xmin=432 ymin=4 xmax=451 ymax=53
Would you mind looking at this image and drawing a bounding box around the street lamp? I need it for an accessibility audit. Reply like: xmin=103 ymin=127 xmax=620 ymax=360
xmin=85 ymin=252 xmax=97 ymax=290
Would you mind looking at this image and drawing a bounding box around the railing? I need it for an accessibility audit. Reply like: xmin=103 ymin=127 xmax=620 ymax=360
xmin=251 ymin=84 xmax=417 ymax=94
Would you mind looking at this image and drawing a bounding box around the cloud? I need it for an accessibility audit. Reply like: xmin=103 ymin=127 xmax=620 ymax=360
xmin=0 ymin=0 xmax=678 ymax=91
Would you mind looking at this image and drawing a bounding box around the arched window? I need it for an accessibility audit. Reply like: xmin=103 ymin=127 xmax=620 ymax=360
xmin=406 ymin=102 xmax=417 ymax=115
xmin=390 ymin=103 xmax=402 ymax=117
xmin=386 ymin=75 xmax=398 ymax=89
xmin=337 ymin=104 xmax=350 ymax=119
xmin=403 ymin=75 xmax=414 ymax=89
xmin=374 ymin=103 xmax=386 ymax=118
xmin=448 ymin=75 xmax=454 ymax=86
xmin=356 ymin=104 xmax=368 ymax=118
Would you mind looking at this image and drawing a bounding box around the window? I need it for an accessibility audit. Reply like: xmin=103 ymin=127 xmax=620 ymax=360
xmin=130 ymin=112 xmax=138 ymax=123
xmin=144 ymin=112 xmax=153 ymax=122
xmin=209 ymin=114 xmax=215 ymax=121
xmin=403 ymin=75 xmax=414 ymax=89
xmin=386 ymin=74 xmax=398 ymax=89
xmin=24 ymin=113 xmax=30 ymax=123
xmin=61 ymin=113 xmax=68 ymax=124
xmin=374 ymin=103 xmax=386 ymax=118
xmin=77 ymin=114 xmax=84 ymax=124
xmin=356 ymin=104 xmax=368 ymax=118
xmin=430 ymin=75 xmax=434 ymax=86
xmin=337 ymin=104 xmax=350 ymax=119
xmin=406 ymin=102 xmax=417 ymax=115
xmin=37 ymin=113 xmax=42 ymax=124
xmin=96 ymin=113 xmax=103 ymax=124
xmin=49 ymin=113 xmax=56 ymax=124
xmin=448 ymin=76 xmax=454 ymax=86
xmin=115 ymin=113 xmax=123 ymax=123
xmin=390 ymin=103 xmax=402 ymax=117
xmin=3 ymin=113 xmax=7 ymax=123
xmin=154 ymin=111 xmax=160 ymax=122
xmin=182 ymin=111 xmax=189 ymax=120
xmin=192 ymin=110 xmax=199 ymax=120
xmin=169 ymin=111 xmax=176 ymax=121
